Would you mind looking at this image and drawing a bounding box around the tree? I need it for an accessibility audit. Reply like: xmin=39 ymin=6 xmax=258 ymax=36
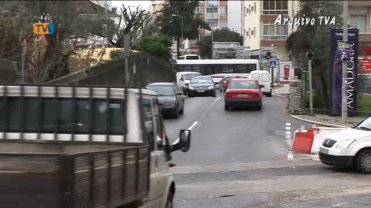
xmin=0 ymin=1 xmax=109 ymax=82
xmin=285 ymin=0 xmax=343 ymax=108
xmin=197 ymin=28 xmax=243 ymax=59
xmin=133 ymin=36 xmax=172 ymax=60
xmin=156 ymin=0 xmax=210 ymax=57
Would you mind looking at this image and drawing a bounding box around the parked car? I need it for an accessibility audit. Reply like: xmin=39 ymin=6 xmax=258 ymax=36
xmin=176 ymin=72 xmax=201 ymax=94
xmin=319 ymin=116 xmax=371 ymax=173
xmin=249 ymin=71 xmax=272 ymax=97
xmin=188 ymin=76 xmax=216 ymax=97
xmin=147 ymin=82 xmax=185 ymax=118
xmin=224 ymin=78 xmax=264 ymax=110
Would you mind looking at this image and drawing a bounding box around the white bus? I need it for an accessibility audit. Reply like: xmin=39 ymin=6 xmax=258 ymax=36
xmin=174 ymin=59 xmax=260 ymax=84
xmin=177 ymin=55 xmax=201 ymax=60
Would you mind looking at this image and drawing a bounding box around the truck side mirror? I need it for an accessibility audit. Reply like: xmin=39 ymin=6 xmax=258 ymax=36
xmin=171 ymin=130 xmax=191 ymax=153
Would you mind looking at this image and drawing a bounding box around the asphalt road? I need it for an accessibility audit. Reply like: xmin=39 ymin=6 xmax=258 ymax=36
xmin=163 ymin=92 xmax=371 ymax=208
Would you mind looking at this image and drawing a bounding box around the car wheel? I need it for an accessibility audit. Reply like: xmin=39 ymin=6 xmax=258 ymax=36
xmin=224 ymin=105 xmax=229 ymax=111
xmin=166 ymin=192 xmax=174 ymax=208
xmin=355 ymin=149 xmax=371 ymax=174
xmin=212 ymin=91 xmax=216 ymax=97
xmin=266 ymin=91 xmax=272 ymax=97
xmin=188 ymin=93 xmax=193 ymax=98
xmin=220 ymin=89 xmax=222 ymax=92
xmin=179 ymin=105 xmax=184 ymax=114
xmin=173 ymin=109 xmax=179 ymax=118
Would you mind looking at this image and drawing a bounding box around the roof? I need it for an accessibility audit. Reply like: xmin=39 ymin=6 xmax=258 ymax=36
xmin=230 ymin=78 xmax=257 ymax=82
xmin=175 ymin=59 xmax=259 ymax=65
xmin=176 ymin=71 xmax=201 ymax=75
xmin=147 ymin=82 xmax=174 ymax=86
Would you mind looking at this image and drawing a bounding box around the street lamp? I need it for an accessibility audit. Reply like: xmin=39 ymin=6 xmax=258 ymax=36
xmin=172 ymin=14 xmax=184 ymax=41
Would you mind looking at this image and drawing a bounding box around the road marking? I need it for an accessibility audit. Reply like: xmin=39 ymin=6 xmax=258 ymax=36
xmin=287 ymin=151 xmax=294 ymax=160
xmin=173 ymin=121 xmax=199 ymax=144
xmin=216 ymin=97 xmax=221 ymax=101
xmin=188 ymin=121 xmax=199 ymax=130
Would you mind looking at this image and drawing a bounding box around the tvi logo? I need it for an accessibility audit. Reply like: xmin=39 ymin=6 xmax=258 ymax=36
xmin=33 ymin=23 xmax=55 ymax=34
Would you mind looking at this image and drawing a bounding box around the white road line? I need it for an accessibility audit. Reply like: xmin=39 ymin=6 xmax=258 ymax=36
xmin=188 ymin=121 xmax=199 ymax=130
xmin=287 ymin=151 xmax=294 ymax=160
xmin=173 ymin=121 xmax=199 ymax=144
xmin=216 ymin=97 xmax=221 ymax=101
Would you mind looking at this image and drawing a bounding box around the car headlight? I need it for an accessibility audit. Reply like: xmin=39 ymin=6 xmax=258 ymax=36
xmin=208 ymin=86 xmax=214 ymax=90
xmin=334 ymin=138 xmax=356 ymax=148
xmin=189 ymin=86 xmax=194 ymax=90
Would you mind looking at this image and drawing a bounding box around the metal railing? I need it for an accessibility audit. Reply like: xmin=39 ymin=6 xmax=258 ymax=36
xmin=261 ymin=35 xmax=287 ymax=40
xmin=206 ymin=13 xmax=219 ymax=19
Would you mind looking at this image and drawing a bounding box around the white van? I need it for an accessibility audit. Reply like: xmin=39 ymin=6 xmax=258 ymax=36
xmin=249 ymin=70 xmax=272 ymax=97
xmin=176 ymin=71 xmax=201 ymax=94
xmin=319 ymin=117 xmax=371 ymax=174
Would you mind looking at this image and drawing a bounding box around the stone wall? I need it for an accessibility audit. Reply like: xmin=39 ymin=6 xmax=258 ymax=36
xmin=49 ymin=52 xmax=175 ymax=87
xmin=288 ymin=80 xmax=302 ymax=114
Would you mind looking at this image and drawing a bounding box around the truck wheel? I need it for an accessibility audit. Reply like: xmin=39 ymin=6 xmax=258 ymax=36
xmin=166 ymin=192 xmax=174 ymax=208
xmin=266 ymin=91 xmax=272 ymax=97
xmin=355 ymin=149 xmax=371 ymax=174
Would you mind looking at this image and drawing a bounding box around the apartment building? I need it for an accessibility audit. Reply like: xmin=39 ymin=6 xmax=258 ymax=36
xmin=348 ymin=1 xmax=371 ymax=55
xmin=242 ymin=0 xmax=299 ymax=60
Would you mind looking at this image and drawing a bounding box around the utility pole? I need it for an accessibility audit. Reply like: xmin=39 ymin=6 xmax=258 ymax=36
xmin=307 ymin=50 xmax=314 ymax=116
xmin=341 ymin=0 xmax=348 ymax=123
xmin=21 ymin=39 xmax=27 ymax=83
xmin=211 ymin=30 xmax=214 ymax=59
xmin=124 ymin=34 xmax=131 ymax=86
xmin=267 ymin=51 xmax=272 ymax=87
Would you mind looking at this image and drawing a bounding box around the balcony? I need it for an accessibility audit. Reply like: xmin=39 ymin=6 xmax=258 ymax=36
xmin=358 ymin=27 xmax=371 ymax=34
xmin=261 ymin=35 xmax=287 ymax=40
xmin=206 ymin=13 xmax=219 ymax=19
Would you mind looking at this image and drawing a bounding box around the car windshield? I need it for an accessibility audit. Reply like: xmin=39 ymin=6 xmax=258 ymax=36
xmin=147 ymin=85 xmax=175 ymax=96
xmin=190 ymin=78 xmax=213 ymax=84
xmin=354 ymin=117 xmax=371 ymax=131
xmin=229 ymin=81 xmax=258 ymax=89
xmin=184 ymin=74 xmax=199 ymax=80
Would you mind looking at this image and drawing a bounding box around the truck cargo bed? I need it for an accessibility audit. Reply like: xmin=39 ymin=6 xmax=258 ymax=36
xmin=0 ymin=141 xmax=150 ymax=208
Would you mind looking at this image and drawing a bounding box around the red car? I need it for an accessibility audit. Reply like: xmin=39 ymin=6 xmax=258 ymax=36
xmin=224 ymin=78 xmax=263 ymax=110
xmin=219 ymin=75 xmax=243 ymax=92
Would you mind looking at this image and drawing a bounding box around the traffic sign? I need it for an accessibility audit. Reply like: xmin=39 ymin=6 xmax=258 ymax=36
xmin=269 ymin=60 xmax=277 ymax=68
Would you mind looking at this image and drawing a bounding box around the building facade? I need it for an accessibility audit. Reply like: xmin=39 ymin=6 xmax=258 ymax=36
xmin=242 ymin=0 xmax=299 ymax=60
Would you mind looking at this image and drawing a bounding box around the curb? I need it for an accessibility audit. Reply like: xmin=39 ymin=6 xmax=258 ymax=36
xmin=272 ymin=92 xmax=288 ymax=98
xmin=289 ymin=114 xmax=349 ymax=128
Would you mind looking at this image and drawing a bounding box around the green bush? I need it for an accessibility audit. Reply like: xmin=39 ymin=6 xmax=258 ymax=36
xmin=302 ymin=92 xmax=328 ymax=109
xmin=358 ymin=94 xmax=371 ymax=112
xmin=134 ymin=36 xmax=172 ymax=60
xmin=110 ymin=49 xmax=124 ymax=60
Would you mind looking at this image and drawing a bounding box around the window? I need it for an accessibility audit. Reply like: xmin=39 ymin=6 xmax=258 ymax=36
xmin=229 ymin=81 xmax=258 ymax=89
xmin=141 ymin=99 xmax=155 ymax=151
xmin=207 ymin=8 xmax=218 ymax=13
xmin=262 ymin=0 xmax=288 ymax=14
xmin=254 ymin=27 xmax=256 ymax=37
xmin=207 ymin=20 xmax=218 ymax=28
xmin=251 ymin=73 xmax=260 ymax=81
xmin=152 ymin=99 xmax=164 ymax=149
xmin=262 ymin=74 xmax=270 ymax=82
xmin=220 ymin=20 xmax=227 ymax=28
xmin=262 ymin=20 xmax=288 ymax=40
xmin=220 ymin=7 xmax=227 ymax=15
xmin=196 ymin=6 xmax=205 ymax=14
xmin=251 ymin=29 xmax=254 ymax=37
xmin=0 ymin=97 xmax=126 ymax=135
xmin=350 ymin=15 xmax=367 ymax=33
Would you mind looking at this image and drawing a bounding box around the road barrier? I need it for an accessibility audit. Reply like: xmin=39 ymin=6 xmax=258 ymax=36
xmin=292 ymin=126 xmax=344 ymax=155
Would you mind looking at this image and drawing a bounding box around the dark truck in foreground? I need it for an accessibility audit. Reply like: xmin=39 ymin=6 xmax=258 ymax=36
xmin=0 ymin=84 xmax=192 ymax=208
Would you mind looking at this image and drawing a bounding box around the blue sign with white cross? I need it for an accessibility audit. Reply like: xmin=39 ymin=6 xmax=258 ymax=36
xmin=269 ymin=60 xmax=277 ymax=68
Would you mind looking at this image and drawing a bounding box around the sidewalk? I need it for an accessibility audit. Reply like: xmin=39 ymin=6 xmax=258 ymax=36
xmin=290 ymin=114 xmax=365 ymax=127
xmin=272 ymin=86 xmax=288 ymax=97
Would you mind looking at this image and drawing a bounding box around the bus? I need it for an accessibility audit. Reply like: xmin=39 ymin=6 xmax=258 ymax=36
xmin=178 ymin=55 xmax=201 ymax=60
xmin=174 ymin=59 xmax=260 ymax=85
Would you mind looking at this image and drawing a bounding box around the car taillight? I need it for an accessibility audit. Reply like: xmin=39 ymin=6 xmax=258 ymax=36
xmin=225 ymin=93 xmax=232 ymax=98
xmin=223 ymin=81 xmax=227 ymax=84
xmin=253 ymin=93 xmax=259 ymax=98
xmin=270 ymin=83 xmax=273 ymax=88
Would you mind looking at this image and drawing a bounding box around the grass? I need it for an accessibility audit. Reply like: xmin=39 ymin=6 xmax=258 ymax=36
xmin=358 ymin=94 xmax=371 ymax=112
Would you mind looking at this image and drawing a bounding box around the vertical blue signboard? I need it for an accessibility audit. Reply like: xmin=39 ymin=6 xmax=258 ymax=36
xmin=330 ymin=29 xmax=359 ymax=116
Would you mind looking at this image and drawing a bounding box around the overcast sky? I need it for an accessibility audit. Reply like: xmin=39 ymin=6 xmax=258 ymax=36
xmin=111 ymin=1 xmax=150 ymax=11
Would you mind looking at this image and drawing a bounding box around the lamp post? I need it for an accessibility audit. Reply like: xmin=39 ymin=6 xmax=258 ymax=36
xmin=341 ymin=0 xmax=348 ymax=123
xmin=172 ymin=14 xmax=184 ymax=41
